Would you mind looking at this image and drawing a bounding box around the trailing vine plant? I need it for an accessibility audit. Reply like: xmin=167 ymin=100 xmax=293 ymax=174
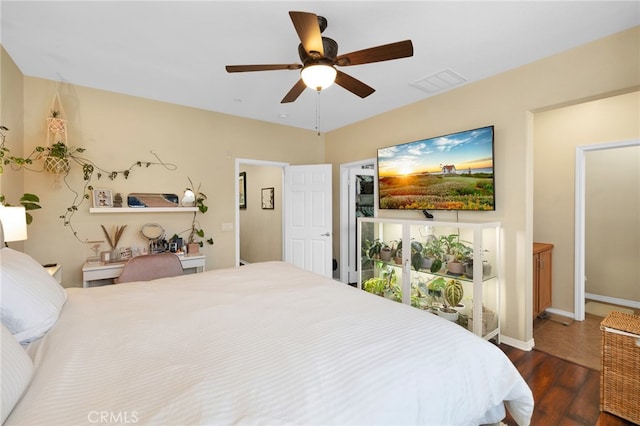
xmin=0 ymin=126 xmax=42 ymax=223
xmin=0 ymin=126 xmax=178 ymax=242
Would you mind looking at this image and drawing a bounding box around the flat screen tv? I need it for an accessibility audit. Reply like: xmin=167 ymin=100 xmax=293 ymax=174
xmin=377 ymin=125 xmax=495 ymax=211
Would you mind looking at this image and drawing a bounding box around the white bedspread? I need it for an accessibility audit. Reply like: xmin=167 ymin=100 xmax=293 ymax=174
xmin=7 ymin=262 xmax=533 ymax=425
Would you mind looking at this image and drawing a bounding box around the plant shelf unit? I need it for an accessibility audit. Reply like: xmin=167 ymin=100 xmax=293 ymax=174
xmin=89 ymin=207 xmax=198 ymax=213
xmin=358 ymin=217 xmax=501 ymax=341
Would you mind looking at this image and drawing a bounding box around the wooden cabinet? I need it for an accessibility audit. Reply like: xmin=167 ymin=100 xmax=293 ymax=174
xmin=533 ymin=243 xmax=553 ymax=318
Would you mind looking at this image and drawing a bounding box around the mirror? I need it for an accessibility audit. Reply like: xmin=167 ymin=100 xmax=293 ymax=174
xmin=140 ymin=223 xmax=164 ymax=241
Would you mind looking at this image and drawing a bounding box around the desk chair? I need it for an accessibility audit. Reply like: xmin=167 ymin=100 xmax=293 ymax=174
xmin=115 ymin=253 xmax=184 ymax=284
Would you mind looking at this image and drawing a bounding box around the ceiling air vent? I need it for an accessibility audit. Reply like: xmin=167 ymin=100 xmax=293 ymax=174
xmin=410 ymin=69 xmax=466 ymax=94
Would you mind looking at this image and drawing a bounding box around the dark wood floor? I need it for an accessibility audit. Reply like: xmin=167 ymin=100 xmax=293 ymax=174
xmin=500 ymin=344 xmax=636 ymax=426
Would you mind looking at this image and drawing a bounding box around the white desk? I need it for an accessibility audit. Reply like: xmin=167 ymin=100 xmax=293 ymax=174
xmin=82 ymin=254 xmax=205 ymax=288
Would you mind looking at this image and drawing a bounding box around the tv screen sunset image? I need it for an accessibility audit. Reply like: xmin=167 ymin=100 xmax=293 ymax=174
xmin=378 ymin=126 xmax=495 ymax=211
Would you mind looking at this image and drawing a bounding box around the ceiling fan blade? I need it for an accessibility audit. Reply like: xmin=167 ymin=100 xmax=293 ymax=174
xmin=336 ymin=40 xmax=413 ymax=66
xmin=335 ymin=70 xmax=375 ymax=98
xmin=226 ymin=64 xmax=302 ymax=73
xmin=281 ymin=79 xmax=307 ymax=103
xmin=289 ymin=11 xmax=324 ymax=57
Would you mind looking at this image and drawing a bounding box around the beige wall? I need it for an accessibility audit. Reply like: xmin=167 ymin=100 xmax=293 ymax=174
xmin=326 ymin=27 xmax=639 ymax=344
xmin=239 ymin=163 xmax=283 ymax=263
xmin=6 ymin=76 xmax=323 ymax=287
xmin=534 ymin=92 xmax=640 ymax=311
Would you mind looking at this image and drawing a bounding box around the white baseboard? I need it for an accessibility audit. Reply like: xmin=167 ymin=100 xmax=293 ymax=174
xmin=500 ymin=335 xmax=534 ymax=351
xmin=585 ymin=293 xmax=640 ymax=310
xmin=545 ymin=307 xmax=576 ymax=319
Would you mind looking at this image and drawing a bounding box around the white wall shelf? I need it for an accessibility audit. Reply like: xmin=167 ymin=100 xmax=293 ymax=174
xmin=89 ymin=207 xmax=197 ymax=213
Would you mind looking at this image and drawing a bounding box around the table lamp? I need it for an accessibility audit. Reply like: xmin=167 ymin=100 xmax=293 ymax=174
xmin=0 ymin=206 xmax=28 ymax=247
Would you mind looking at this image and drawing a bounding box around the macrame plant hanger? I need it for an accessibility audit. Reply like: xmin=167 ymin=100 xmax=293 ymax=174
xmin=45 ymin=92 xmax=70 ymax=175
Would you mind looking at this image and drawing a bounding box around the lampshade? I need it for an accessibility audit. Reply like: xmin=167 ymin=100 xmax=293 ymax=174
xmin=0 ymin=206 xmax=28 ymax=242
xmin=301 ymin=64 xmax=337 ymax=91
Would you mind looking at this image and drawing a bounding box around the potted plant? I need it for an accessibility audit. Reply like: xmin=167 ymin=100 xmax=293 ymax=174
xmin=47 ymin=109 xmax=66 ymax=135
xmin=184 ymin=178 xmax=213 ymax=253
xmin=437 ymin=278 xmax=464 ymax=321
xmin=410 ymin=240 xmax=425 ymax=272
xmin=362 ymin=265 xmax=401 ymax=302
xmin=423 ymin=234 xmax=444 ymax=273
xmin=40 ymin=141 xmax=85 ymax=175
xmin=101 ymin=224 xmax=127 ymax=262
xmin=438 ymin=233 xmax=471 ymax=276
xmin=380 ymin=241 xmax=393 ymax=262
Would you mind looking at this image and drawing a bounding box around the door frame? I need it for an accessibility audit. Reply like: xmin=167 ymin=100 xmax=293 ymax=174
xmin=339 ymin=158 xmax=376 ymax=284
xmin=235 ymin=158 xmax=288 ymax=267
xmin=574 ymin=139 xmax=640 ymax=320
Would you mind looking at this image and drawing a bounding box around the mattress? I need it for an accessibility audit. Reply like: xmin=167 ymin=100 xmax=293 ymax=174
xmin=7 ymin=261 xmax=533 ymax=425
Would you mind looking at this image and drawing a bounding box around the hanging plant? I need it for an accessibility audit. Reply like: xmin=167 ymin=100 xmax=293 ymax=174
xmin=40 ymin=141 xmax=85 ymax=175
xmin=47 ymin=110 xmax=66 ymax=135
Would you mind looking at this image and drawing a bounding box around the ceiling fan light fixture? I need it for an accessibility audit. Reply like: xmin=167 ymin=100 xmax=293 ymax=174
xmin=301 ymin=63 xmax=337 ymax=91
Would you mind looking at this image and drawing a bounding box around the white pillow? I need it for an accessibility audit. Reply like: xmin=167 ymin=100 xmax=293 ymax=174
xmin=0 ymin=248 xmax=67 ymax=343
xmin=1 ymin=324 xmax=34 ymax=423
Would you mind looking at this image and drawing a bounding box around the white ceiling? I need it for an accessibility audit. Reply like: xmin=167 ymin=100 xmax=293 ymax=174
xmin=2 ymin=1 xmax=638 ymax=132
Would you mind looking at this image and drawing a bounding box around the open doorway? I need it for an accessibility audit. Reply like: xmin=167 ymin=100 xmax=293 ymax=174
xmin=574 ymin=140 xmax=640 ymax=320
xmin=339 ymin=159 xmax=376 ymax=285
xmin=235 ymin=159 xmax=287 ymax=266
xmin=235 ymin=159 xmax=334 ymax=277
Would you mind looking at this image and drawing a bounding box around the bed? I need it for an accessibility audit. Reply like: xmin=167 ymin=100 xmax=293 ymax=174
xmin=1 ymin=247 xmax=533 ymax=425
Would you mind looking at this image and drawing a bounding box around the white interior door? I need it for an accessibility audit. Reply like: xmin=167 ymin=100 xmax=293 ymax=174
xmin=284 ymin=164 xmax=333 ymax=277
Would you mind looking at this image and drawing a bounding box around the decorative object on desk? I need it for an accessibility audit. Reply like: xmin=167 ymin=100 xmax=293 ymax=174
xmin=119 ymin=247 xmax=132 ymax=260
xmin=92 ymin=189 xmax=113 ymax=208
xmin=140 ymin=223 xmax=166 ymax=254
xmin=239 ymin=171 xmax=246 ymax=209
xmin=86 ymin=240 xmax=104 ymax=264
xmin=112 ymin=193 xmax=123 ymax=208
xmin=127 ymin=193 xmax=179 ymax=208
xmin=101 ymin=224 xmax=127 ymax=261
xmin=261 ymin=187 xmax=274 ymax=209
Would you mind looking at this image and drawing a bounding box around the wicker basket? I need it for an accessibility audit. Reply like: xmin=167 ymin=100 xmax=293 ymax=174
xmin=600 ymin=311 xmax=640 ymax=424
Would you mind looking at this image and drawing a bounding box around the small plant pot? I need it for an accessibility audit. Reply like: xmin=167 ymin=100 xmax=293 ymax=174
xmin=380 ymin=249 xmax=392 ymax=262
xmin=447 ymin=261 xmax=464 ymax=276
xmin=422 ymin=257 xmax=433 ymax=269
xmin=187 ymin=243 xmax=199 ymax=254
xmin=437 ymin=308 xmax=459 ymax=322
xmin=44 ymin=157 xmax=70 ymax=174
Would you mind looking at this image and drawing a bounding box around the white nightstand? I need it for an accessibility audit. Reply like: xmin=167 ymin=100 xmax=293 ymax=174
xmin=45 ymin=264 xmax=62 ymax=284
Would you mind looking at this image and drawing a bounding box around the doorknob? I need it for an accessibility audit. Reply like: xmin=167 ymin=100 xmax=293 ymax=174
xmin=321 ymin=232 xmax=331 ymax=237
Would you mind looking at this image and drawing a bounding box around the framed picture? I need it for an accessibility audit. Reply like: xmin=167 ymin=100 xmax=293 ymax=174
xmin=261 ymin=187 xmax=274 ymax=209
xmin=239 ymin=172 xmax=247 ymax=209
xmin=92 ymin=189 xmax=113 ymax=208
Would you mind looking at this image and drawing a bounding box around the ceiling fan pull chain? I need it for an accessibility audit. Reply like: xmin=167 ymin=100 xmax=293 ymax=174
xmin=316 ymin=90 xmax=321 ymax=135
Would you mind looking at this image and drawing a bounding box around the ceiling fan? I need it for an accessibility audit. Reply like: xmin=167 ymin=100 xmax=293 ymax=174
xmin=225 ymin=11 xmax=414 ymax=103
